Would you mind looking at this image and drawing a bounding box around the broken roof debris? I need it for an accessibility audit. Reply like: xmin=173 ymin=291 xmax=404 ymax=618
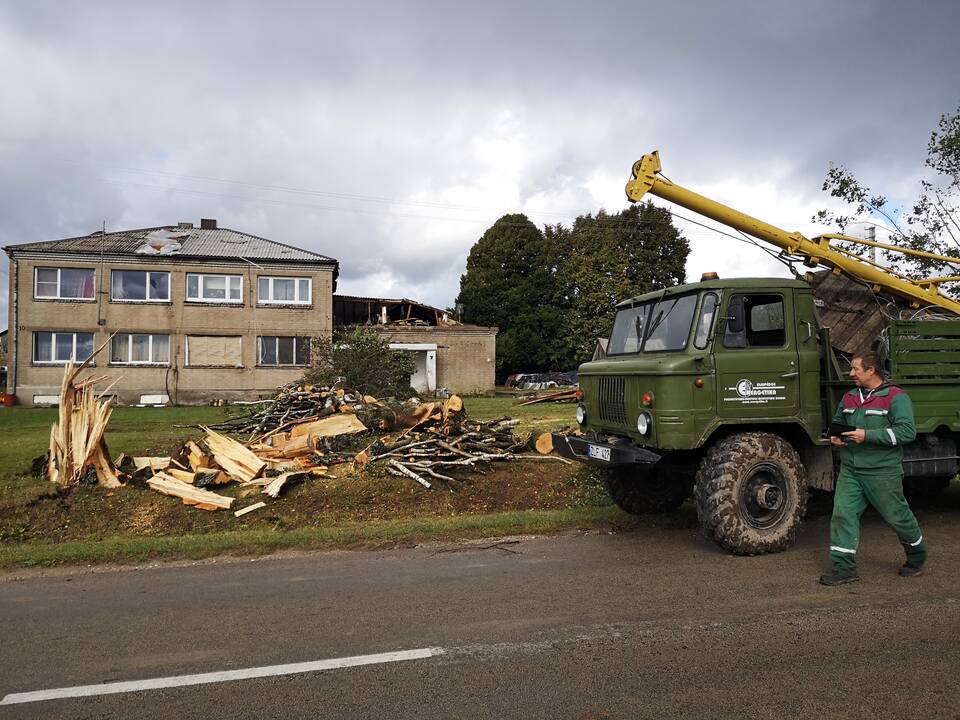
xmin=136 ymin=230 xmax=188 ymax=255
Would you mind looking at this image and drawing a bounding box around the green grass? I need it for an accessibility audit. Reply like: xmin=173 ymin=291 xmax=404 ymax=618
xmin=0 ymin=507 xmax=631 ymax=568
xmin=464 ymin=395 xmax=577 ymax=433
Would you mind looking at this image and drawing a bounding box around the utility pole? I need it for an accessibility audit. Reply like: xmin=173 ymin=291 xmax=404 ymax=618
xmin=866 ymin=225 xmax=876 ymax=264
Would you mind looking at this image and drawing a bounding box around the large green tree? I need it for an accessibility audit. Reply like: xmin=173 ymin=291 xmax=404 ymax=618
xmin=815 ymin=104 xmax=960 ymax=290
xmin=552 ymin=202 xmax=689 ymax=363
xmin=457 ymin=204 xmax=689 ymax=377
xmin=456 ymin=213 xmax=568 ymax=378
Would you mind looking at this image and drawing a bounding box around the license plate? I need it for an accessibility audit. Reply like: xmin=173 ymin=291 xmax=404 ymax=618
xmin=587 ymin=444 xmax=611 ymax=462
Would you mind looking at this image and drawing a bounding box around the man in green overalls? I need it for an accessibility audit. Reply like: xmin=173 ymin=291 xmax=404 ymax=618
xmin=819 ymin=351 xmax=928 ymax=586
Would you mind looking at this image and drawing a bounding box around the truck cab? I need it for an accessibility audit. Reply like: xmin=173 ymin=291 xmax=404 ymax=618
xmin=577 ymin=277 xmax=825 ymax=454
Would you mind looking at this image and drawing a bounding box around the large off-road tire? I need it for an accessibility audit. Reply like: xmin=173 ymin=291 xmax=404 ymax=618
xmin=694 ymin=432 xmax=808 ymax=555
xmin=602 ymin=466 xmax=691 ymax=514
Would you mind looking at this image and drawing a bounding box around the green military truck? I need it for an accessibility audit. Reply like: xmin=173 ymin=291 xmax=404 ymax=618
xmin=553 ymin=153 xmax=960 ymax=555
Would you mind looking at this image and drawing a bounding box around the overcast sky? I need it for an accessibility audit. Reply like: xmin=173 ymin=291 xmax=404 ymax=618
xmin=2 ymin=0 xmax=959 ymax=325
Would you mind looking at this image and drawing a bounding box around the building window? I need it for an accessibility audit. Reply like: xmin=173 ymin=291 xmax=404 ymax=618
xmin=185 ymin=336 xmax=242 ymax=367
xmin=258 ymin=276 xmax=311 ymax=305
xmin=110 ymin=333 xmax=170 ymax=365
xmin=33 ymin=331 xmax=95 ymax=364
xmin=258 ymin=336 xmax=311 ymax=366
xmin=34 ymin=267 xmax=95 ymax=300
xmin=186 ymin=273 xmax=243 ymax=303
xmin=111 ymin=270 xmax=170 ymax=301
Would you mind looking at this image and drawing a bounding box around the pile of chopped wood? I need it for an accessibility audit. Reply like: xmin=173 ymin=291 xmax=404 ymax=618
xmin=117 ymin=423 xmax=338 ymax=514
xmin=45 ymin=369 xmax=567 ymax=516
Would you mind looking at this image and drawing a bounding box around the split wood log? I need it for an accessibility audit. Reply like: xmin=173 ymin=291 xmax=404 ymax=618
xmin=441 ymin=395 xmax=463 ymax=420
xmin=91 ymin=440 xmax=122 ymax=488
xmin=262 ymin=473 xmax=291 ymax=498
xmin=166 ymin=468 xmax=197 ymax=484
xmin=184 ymin=440 xmax=210 ymax=471
xmin=279 ymin=433 xmax=318 ymax=458
xmin=289 ymin=413 xmax=367 ymax=439
xmin=147 ymin=474 xmax=234 ymax=510
xmin=201 ymin=426 xmax=266 ymax=482
xmin=133 ymin=457 xmax=172 ymax=472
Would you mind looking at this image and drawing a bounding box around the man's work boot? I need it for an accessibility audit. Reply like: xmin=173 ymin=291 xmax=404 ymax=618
xmin=819 ymin=570 xmax=860 ymax=586
xmin=898 ymin=562 xmax=925 ymax=577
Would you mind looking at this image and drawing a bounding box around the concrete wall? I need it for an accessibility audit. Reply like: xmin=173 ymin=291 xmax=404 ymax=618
xmin=7 ymin=255 xmax=334 ymax=405
xmin=373 ymin=325 xmax=497 ymax=395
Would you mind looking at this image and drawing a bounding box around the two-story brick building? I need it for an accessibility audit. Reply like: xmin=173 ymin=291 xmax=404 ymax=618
xmin=4 ymin=220 xmax=338 ymax=406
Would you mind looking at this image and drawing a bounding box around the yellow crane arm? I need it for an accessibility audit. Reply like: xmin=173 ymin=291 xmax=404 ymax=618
xmin=625 ymin=151 xmax=960 ymax=315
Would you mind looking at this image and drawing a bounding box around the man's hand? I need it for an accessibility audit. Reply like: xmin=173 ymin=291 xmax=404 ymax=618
xmin=842 ymin=428 xmax=866 ymax=444
xmin=830 ymin=436 xmax=845 ymax=447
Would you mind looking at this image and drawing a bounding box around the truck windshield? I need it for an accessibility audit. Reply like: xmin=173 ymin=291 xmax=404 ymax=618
xmin=607 ymin=293 xmax=699 ymax=355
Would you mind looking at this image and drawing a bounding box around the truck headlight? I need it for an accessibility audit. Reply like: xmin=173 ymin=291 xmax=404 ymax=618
xmin=576 ymin=404 xmax=587 ymax=425
xmin=637 ymin=411 xmax=652 ymax=435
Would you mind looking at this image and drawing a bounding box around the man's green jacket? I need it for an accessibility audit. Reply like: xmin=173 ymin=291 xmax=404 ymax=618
xmin=832 ymin=383 xmax=916 ymax=476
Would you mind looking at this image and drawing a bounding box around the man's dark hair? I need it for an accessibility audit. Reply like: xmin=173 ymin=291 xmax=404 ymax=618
xmin=853 ymin=350 xmax=884 ymax=378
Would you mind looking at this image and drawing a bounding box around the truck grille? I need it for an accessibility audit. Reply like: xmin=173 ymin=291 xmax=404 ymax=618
xmin=597 ymin=376 xmax=627 ymax=426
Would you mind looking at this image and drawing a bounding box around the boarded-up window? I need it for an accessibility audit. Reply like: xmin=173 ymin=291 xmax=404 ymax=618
xmin=186 ymin=336 xmax=242 ymax=367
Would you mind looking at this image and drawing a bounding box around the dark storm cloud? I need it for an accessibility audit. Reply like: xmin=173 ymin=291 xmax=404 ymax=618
xmin=2 ymin=0 xmax=959 ymax=321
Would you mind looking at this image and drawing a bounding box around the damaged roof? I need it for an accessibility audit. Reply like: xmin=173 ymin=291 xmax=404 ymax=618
xmin=333 ymin=294 xmax=456 ymax=327
xmin=4 ymin=224 xmax=338 ymax=266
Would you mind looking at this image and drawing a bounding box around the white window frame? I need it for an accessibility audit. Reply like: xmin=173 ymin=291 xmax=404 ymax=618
xmin=33 ymin=267 xmax=96 ymax=301
xmin=186 ymin=273 xmax=244 ymax=304
xmin=110 ymin=270 xmax=171 ymax=302
xmin=110 ymin=333 xmax=171 ymax=366
xmin=257 ymin=336 xmax=312 ymax=366
xmin=257 ymin=276 xmax=312 ymax=305
xmin=32 ymin=331 xmax=96 ymax=365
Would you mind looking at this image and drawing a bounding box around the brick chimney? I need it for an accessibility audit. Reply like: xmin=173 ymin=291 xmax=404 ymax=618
xmin=200 ymin=218 xmax=217 ymax=230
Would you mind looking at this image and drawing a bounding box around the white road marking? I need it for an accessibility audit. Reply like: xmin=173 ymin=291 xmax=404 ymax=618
xmin=0 ymin=647 xmax=443 ymax=706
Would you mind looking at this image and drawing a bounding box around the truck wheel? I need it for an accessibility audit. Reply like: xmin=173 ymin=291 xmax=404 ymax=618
xmin=602 ymin=466 xmax=691 ymax=514
xmin=694 ymin=432 xmax=807 ymax=555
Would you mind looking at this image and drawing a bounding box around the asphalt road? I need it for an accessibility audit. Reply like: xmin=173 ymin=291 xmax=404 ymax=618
xmin=1 ymin=508 xmax=958 ymax=719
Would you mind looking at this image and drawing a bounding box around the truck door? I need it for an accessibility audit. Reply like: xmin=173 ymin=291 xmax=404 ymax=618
xmin=714 ymin=292 xmax=800 ymax=419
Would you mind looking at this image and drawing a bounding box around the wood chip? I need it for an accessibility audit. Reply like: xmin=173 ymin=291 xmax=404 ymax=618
xmin=234 ymin=501 xmax=267 ymax=517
